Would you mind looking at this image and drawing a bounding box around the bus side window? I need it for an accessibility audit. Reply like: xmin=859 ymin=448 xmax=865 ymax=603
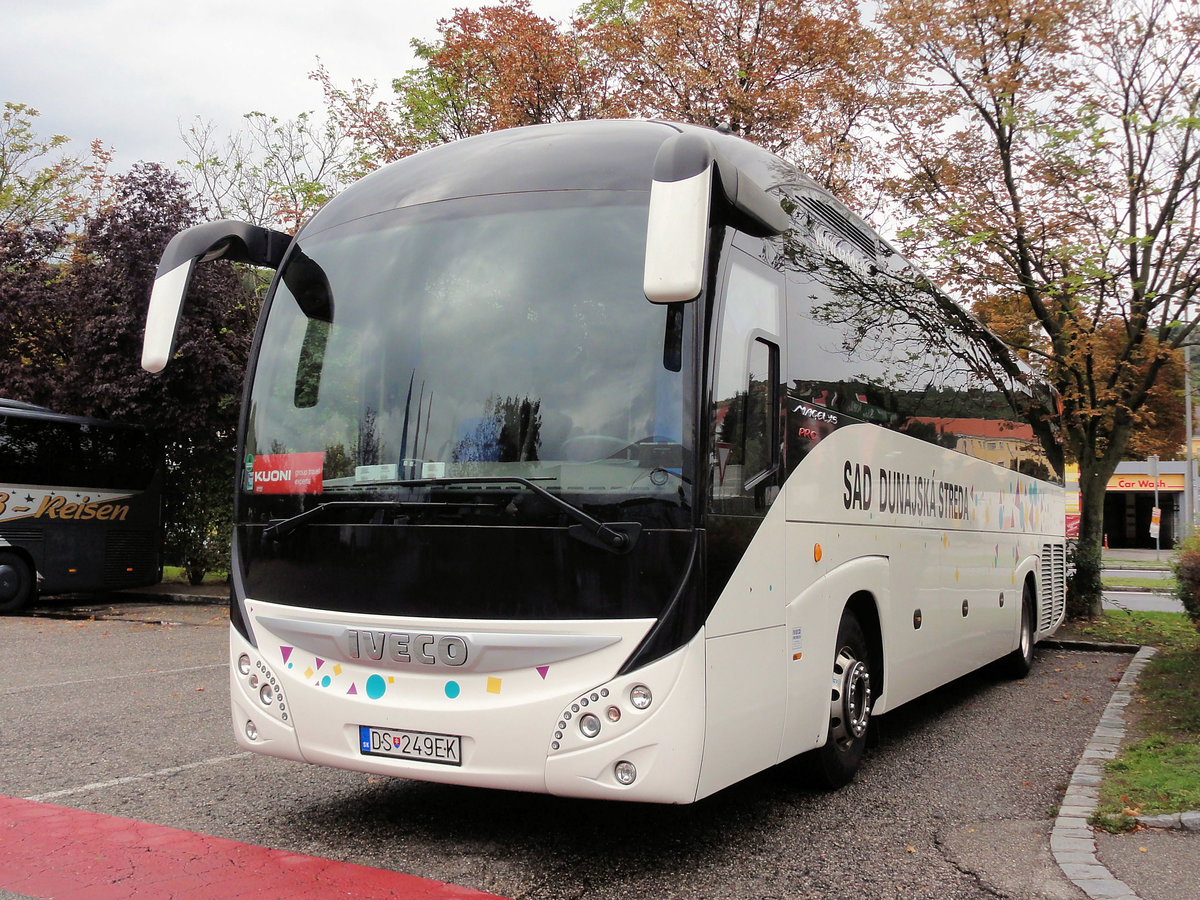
xmin=711 ymin=252 xmax=783 ymax=514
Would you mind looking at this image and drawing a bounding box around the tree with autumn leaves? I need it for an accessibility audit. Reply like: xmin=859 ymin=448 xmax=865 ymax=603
xmin=310 ymin=0 xmax=1199 ymax=615
xmin=6 ymin=0 xmax=1197 ymax=610
xmin=315 ymin=0 xmax=882 ymax=203
xmin=878 ymin=0 xmax=1200 ymax=615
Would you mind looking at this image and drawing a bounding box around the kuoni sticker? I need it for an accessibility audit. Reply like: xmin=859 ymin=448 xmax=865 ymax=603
xmin=252 ymin=452 xmax=325 ymax=494
xmin=791 ymin=626 xmax=803 ymax=661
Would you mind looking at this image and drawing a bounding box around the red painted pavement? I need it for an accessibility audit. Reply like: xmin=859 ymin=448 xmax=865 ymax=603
xmin=0 ymin=795 xmax=507 ymax=899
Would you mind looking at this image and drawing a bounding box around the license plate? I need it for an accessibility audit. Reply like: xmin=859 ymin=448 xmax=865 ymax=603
xmin=359 ymin=725 xmax=462 ymax=766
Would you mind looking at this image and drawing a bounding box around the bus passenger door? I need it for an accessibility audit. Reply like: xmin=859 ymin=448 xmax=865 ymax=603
xmin=698 ymin=245 xmax=789 ymax=798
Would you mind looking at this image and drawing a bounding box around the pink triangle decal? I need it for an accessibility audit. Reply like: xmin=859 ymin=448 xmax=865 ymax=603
xmin=536 ymin=666 xmax=549 ymax=679
xmin=347 ymin=683 xmax=358 ymax=695
xmin=281 ymin=646 xmax=293 ymax=664
xmin=315 ymin=657 xmax=325 ymax=670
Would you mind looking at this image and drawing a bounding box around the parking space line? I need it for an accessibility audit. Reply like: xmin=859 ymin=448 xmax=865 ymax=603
xmin=25 ymin=753 xmax=251 ymax=802
xmin=2 ymin=663 xmax=226 ymax=694
xmin=0 ymin=794 xmax=507 ymax=899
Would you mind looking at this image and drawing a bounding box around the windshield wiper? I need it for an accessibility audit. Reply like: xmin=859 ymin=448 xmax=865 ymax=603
xmin=262 ymin=478 xmax=641 ymax=553
xmin=263 ymin=501 xmax=425 ymax=542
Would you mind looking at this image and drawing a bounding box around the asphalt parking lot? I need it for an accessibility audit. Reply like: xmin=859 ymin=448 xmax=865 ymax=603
xmin=1 ymin=595 xmax=1132 ymax=899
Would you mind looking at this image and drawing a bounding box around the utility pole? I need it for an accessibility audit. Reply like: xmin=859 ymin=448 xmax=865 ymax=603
xmin=1188 ymin=344 xmax=1196 ymax=538
xmin=1150 ymin=453 xmax=1161 ymax=561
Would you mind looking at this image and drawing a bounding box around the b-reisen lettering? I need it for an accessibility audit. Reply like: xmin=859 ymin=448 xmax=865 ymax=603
xmin=842 ymin=460 xmax=971 ymax=521
xmin=34 ymin=495 xmax=129 ymax=521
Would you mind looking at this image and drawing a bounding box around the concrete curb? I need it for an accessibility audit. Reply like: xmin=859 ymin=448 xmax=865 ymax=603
xmin=1126 ymin=810 xmax=1200 ymax=831
xmin=1050 ymin=645 xmax=1157 ymax=900
xmin=112 ymin=589 xmax=227 ymax=605
xmin=1041 ymin=639 xmax=1141 ymax=654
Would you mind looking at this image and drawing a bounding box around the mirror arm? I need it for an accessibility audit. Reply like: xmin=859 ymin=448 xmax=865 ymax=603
xmin=643 ymin=132 xmax=788 ymax=305
xmin=142 ymin=220 xmax=292 ymax=373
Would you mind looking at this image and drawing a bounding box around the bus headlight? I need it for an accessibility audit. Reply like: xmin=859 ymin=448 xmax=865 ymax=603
xmin=259 ymin=682 xmax=275 ymax=706
xmin=630 ymin=684 xmax=652 ymax=709
xmin=579 ymin=713 xmax=601 ymax=739
xmin=245 ymin=720 xmax=258 ymax=741
xmin=614 ymin=760 xmax=637 ymax=785
xmin=238 ymin=654 xmax=252 ymax=676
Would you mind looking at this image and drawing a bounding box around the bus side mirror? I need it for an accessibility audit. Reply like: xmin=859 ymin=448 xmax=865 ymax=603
xmin=142 ymin=220 xmax=291 ymax=373
xmin=643 ymin=133 xmax=790 ymax=305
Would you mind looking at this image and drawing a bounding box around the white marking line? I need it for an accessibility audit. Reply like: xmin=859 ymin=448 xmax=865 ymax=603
xmin=25 ymin=753 xmax=251 ymax=802
xmin=2 ymin=664 xmax=226 ymax=695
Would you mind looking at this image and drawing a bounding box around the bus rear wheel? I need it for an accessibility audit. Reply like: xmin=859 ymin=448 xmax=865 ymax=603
xmin=0 ymin=552 xmax=34 ymax=614
xmin=812 ymin=609 xmax=874 ymax=788
xmin=1000 ymin=583 xmax=1036 ymax=679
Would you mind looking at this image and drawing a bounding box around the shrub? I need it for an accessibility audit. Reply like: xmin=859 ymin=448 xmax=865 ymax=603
xmin=1170 ymin=531 xmax=1200 ymax=629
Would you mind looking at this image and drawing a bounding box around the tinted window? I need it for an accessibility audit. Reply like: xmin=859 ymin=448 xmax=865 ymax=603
xmin=0 ymin=416 xmax=158 ymax=490
xmin=244 ymin=191 xmax=693 ymax=521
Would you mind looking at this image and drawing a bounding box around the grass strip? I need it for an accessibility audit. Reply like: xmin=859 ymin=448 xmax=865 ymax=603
xmin=1067 ymin=611 xmax=1200 ymax=823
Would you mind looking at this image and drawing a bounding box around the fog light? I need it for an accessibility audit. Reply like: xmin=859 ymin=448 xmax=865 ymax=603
xmin=606 ymin=706 xmax=621 ymax=723
xmin=614 ymin=760 xmax=637 ymax=785
xmin=238 ymin=654 xmax=252 ymax=676
xmin=579 ymin=713 xmax=601 ymax=739
xmin=630 ymin=684 xmax=652 ymax=710
xmin=245 ymin=720 xmax=258 ymax=741
xmin=259 ymin=682 xmax=275 ymax=705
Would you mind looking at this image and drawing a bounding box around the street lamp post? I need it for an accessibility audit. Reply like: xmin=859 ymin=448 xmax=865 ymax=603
xmin=1149 ymin=453 xmax=1160 ymax=561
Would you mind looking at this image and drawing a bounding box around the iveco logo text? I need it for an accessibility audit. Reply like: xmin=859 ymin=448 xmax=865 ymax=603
xmin=345 ymin=629 xmax=469 ymax=667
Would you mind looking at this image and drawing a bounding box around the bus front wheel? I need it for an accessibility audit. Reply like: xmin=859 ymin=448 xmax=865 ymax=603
xmin=0 ymin=552 xmax=34 ymax=614
xmin=812 ymin=609 xmax=874 ymax=788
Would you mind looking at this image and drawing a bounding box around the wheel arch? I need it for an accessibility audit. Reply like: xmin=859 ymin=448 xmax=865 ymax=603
xmin=1024 ymin=569 xmax=1038 ymax=614
xmin=844 ymin=589 xmax=884 ymax=706
xmin=0 ymin=545 xmax=38 ymax=613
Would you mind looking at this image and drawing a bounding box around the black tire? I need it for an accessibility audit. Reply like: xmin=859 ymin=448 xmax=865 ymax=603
xmin=1000 ymin=583 xmax=1036 ymax=679
xmin=811 ymin=609 xmax=874 ymax=789
xmin=0 ymin=551 xmax=34 ymax=614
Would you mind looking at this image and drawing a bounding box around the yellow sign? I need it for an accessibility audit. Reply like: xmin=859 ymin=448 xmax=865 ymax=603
xmin=1063 ymin=464 xmax=1185 ymax=493
xmin=1110 ymin=474 xmax=1185 ymax=492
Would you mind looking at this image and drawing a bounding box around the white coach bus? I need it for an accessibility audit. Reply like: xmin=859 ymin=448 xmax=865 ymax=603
xmin=142 ymin=120 xmax=1066 ymax=802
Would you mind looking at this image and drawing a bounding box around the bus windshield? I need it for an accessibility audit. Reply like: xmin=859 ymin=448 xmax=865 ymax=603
xmin=243 ymin=191 xmax=691 ymax=525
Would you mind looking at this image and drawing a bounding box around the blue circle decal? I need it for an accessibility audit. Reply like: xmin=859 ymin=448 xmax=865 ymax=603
xmin=445 ymin=681 xmax=461 ymax=699
xmin=366 ymin=674 xmax=386 ymax=700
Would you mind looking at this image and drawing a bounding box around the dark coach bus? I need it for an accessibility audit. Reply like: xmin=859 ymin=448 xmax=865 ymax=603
xmin=0 ymin=400 xmax=162 ymax=612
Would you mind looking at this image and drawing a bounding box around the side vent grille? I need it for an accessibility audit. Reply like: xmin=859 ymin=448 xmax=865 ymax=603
xmin=0 ymin=527 xmax=43 ymax=544
xmin=104 ymin=531 xmax=157 ymax=585
xmin=798 ymin=196 xmax=878 ymax=261
xmin=1039 ymin=543 xmax=1067 ymax=633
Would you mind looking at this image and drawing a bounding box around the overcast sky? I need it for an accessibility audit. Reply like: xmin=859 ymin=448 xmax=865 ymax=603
xmin=1 ymin=0 xmax=581 ymax=173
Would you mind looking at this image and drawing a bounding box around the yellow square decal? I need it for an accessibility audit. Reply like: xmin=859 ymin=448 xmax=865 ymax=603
xmin=487 ymin=677 xmax=502 ymax=694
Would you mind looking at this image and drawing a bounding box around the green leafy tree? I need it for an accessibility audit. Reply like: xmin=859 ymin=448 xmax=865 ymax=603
xmin=0 ymin=102 xmax=112 ymax=233
xmin=179 ymin=110 xmax=351 ymax=234
xmin=0 ymin=163 xmax=258 ymax=582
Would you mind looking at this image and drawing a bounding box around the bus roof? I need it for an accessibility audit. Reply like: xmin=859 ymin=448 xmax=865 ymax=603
xmin=300 ymin=119 xmax=821 ymax=239
xmin=0 ymin=399 xmax=144 ymax=432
